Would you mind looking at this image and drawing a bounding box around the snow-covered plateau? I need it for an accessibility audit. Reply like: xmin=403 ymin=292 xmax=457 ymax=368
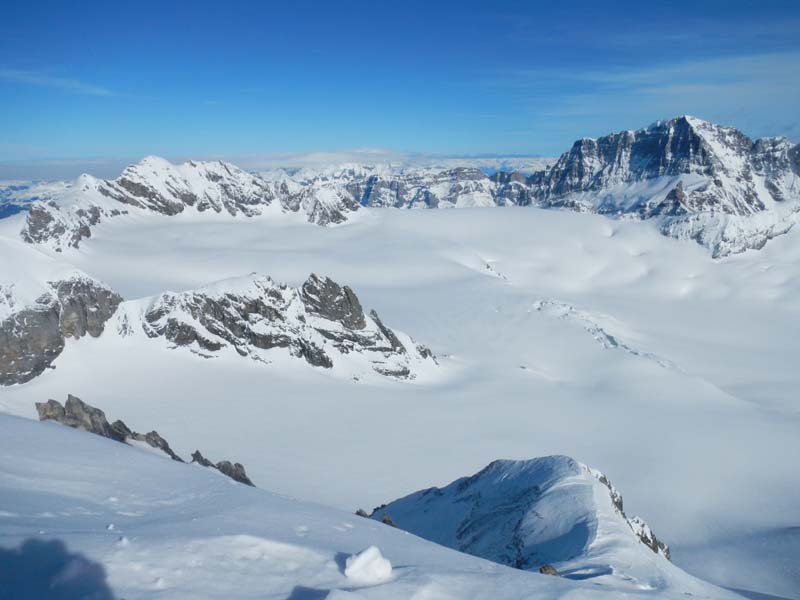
xmin=0 ymin=116 xmax=798 ymax=599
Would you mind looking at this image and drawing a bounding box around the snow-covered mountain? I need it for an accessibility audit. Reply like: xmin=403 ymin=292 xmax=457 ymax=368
xmin=18 ymin=156 xmax=360 ymax=251
xmin=10 ymin=117 xmax=799 ymax=257
xmin=369 ymin=457 xmax=673 ymax=590
xmin=0 ymin=412 xmax=741 ymax=599
xmin=274 ymin=116 xmax=799 ymax=256
xmin=0 ymin=267 xmax=436 ymax=386
xmin=112 ymin=272 xmax=436 ymax=380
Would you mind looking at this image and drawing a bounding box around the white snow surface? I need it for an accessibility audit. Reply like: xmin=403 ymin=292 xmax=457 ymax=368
xmin=0 ymin=413 xmax=741 ymax=599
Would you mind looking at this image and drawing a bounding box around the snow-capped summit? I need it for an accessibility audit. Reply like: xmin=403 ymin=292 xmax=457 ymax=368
xmin=370 ymin=456 xmax=683 ymax=592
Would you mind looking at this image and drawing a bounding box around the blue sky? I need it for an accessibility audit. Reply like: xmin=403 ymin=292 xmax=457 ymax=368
xmin=1 ymin=0 xmax=799 ymax=173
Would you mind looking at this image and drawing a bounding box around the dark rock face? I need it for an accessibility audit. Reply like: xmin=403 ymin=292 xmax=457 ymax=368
xmin=0 ymin=275 xmax=122 ymax=386
xmin=0 ymin=299 xmax=63 ymax=386
xmin=137 ymin=273 xmax=434 ymax=379
xmin=52 ymin=278 xmax=123 ymax=339
xmin=191 ymin=450 xmax=254 ymax=486
xmin=301 ymin=274 xmax=366 ymax=330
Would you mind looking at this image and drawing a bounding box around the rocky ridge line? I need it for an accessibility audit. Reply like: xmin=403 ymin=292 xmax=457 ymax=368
xmin=36 ymin=394 xmax=254 ymax=486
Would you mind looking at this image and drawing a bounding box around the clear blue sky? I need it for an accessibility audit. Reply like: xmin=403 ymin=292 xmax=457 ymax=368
xmin=1 ymin=0 xmax=798 ymax=169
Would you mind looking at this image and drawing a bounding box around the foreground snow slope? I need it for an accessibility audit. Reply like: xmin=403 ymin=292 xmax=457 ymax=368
xmin=0 ymin=204 xmax=798 ymax=597
xmin=0 ymin=414 xmax=739 ymax=599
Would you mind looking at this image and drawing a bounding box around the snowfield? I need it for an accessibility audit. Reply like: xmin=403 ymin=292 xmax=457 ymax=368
xmin=1 ymin=187 xmax=799 ymax=597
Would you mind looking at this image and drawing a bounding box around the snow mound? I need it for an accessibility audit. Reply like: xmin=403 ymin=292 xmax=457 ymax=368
xmin=344 ymin=546 xmax=393 ymax=584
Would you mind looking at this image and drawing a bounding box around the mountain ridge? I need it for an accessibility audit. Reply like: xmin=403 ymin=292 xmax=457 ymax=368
xmin=8 ymin=116 xmax=800 ymax=256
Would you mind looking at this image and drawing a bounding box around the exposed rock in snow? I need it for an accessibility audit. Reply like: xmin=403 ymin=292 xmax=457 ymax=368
xmin=343 ymin=546 xmax=393 ymax=584
xmin=35 ymin=395 xmax=256 ymax=485
xmin=532 ymin=299 xmax=676 ymax=369
xmin=36 ymin=394 xmax=125 ymax=442
xmin=111 ymin=419 xmax=184 ymax=463
xmin=191 ymin=450 xmax=254 ymax=487
xmin=370 ymin=456 xmax=674 ymax=588
xmin=115 ymin=273 xmax=435 ymax=380
xmin=539 ymin=564 xmax=560 ymax=576
xmin=0 ymin=273 xmax=122 ymax=385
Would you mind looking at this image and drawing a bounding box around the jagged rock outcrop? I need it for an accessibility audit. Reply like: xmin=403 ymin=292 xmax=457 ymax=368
xmin=110 ymin=419 xmax=184 ymax=462
xmin=369 ymin=456 xmax=672 ymax=584
xmin=36 ymin=395 xmax=125 ymax=442
xmin=114 ymin=273 xmax=435 ymax=380
xmin=36 ymin=395 xmax=253 ymax=485
xmin=190 ymin=450 xmax=254 ymax=487
xmin=0 ymin=274 xmax=122 ymax=385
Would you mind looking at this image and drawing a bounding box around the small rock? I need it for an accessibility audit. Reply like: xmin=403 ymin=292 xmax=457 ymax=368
xmin=538 ymin=564 xmax=560 ymax=576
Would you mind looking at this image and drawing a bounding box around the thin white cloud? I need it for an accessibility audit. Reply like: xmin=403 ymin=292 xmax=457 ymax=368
xmin=0 ymin=69 xmax=113 ymax=96
xmin=486 ymin=52 xmax=800 ymax=143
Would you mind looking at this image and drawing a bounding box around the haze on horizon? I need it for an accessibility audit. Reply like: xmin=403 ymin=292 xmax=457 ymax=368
xmin=1 ymin=0 xmax=799 ymax=179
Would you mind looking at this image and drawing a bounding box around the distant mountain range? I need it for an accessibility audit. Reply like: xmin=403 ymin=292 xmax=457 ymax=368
xmin=3 ymin=116 xmax=798 ymax=256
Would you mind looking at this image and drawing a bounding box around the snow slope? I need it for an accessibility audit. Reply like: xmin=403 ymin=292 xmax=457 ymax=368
xmin=0 ymin=413 xmax=741 ymax=599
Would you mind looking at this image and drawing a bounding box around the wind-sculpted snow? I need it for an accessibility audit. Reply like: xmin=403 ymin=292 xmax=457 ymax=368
xmin=113 ymin=273 xmax=436 ymax=381
xmin=370 ymin=457 xmax=675 ymax=591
